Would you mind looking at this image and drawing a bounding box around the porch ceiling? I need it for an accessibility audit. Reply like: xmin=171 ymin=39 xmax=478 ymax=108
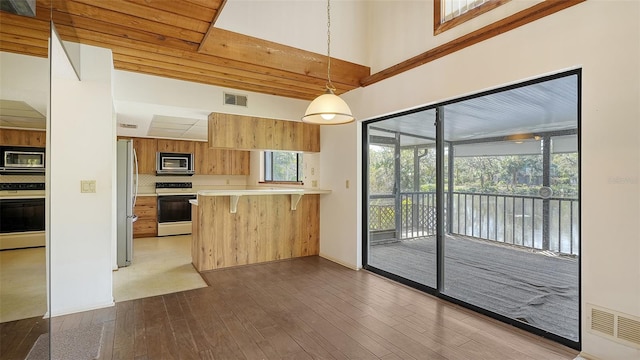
xmin=370 ymin=74 xmax=578 ymax=146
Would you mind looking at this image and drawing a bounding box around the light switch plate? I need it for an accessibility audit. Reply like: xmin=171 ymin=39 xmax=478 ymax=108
xmin=312 ymin=180 xmax=318 ymax=187
xmin=81 ymin=180 xmax=96 ymax=193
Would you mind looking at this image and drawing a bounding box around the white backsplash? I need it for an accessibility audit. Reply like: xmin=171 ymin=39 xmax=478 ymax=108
xmin=138 ymin=174 xmax=248 ymax=194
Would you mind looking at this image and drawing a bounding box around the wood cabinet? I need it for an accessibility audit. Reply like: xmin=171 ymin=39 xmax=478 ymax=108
xmin=208 ymin=112 xmax=320 ymax=152
xmin=192 ymin=193 xmax=320 ymax=271
xmin=194 ymin=141 xmax=250 ymax=175
xmin=133 ymin=137 xmax=157 ymax=174
xmin=117 ymin=136 xmax=249 ymax=176
xmin=117 ymin=137 xmax=157 ymax=174
xmin=0 ymin=129 xmax=46 ymax=146
xmin=133 ymin=196 xmax=157 ymax=238
xmin=157 ymin=139 xmax=195 ymax=154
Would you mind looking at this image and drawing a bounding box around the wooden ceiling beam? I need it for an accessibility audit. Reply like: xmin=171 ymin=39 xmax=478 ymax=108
xmin=114 ymin=61 xmax=316 ymax=101
xmin=199 ymin=28 xmax=369 ymax=88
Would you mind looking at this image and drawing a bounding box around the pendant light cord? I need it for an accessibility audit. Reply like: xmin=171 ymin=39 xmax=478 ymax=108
xmin=326 ymin=0 xmax=336 ymax=92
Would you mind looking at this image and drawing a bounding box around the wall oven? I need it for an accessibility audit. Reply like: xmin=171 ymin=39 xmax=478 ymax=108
xmin=156 ymin=182 xmax=196 ymax=236
xmin=0 ymin=146 xmax=46 ymax=174
xmin=0 ymin=183 xmax=46 ymax=250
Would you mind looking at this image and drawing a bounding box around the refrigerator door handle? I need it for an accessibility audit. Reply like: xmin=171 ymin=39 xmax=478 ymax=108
xmin=133 ymin=147 xmax=139 ymax=209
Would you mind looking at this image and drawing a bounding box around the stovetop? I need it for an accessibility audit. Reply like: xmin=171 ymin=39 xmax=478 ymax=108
xmin=155 ymin=182 xmax=192 ymax=189
xmin=0 ymin=183 xmax=45 ymax=191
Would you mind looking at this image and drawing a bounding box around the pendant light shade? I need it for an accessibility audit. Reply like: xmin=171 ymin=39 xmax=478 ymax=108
xmin=302 ymin=88 xmax=354 ymax=125
xmin=302 ymin=0 xmax=355 ymax=125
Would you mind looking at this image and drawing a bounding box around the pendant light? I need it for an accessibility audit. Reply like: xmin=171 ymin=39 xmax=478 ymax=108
xmin=302 ymin=0 xmax=355 ymax=125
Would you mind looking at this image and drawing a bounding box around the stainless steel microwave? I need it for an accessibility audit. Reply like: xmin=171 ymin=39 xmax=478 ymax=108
xmin=156 ymin=152 xmax=194 ymax=176
xmin=0 ymin=146 xmax=46 ymax=174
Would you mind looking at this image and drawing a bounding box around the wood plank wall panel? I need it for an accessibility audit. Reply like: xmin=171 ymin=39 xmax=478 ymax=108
xmin=208 ymin=113 xmax=320 ymax=152
xmin=192 ymin=194 xmax=320 ymax=271
xmin=0 ymin=129 xmax=46 ymax=146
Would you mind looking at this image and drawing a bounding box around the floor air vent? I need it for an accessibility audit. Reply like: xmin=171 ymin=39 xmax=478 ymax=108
xmin=588 ymin=304 xmax=640 ymax=349
xmin=224 ymin=92 xmax=248 ymax=107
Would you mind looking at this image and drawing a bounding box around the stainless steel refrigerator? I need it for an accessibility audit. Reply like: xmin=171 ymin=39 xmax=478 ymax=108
xmin=116 ymin=139 xmax=138 ymax=267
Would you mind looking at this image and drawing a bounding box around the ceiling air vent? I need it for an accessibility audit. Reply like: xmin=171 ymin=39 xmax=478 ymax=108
xmin=588 ymin=304 xmax=640 ymax=349
xmin=119 ymin=123 xmax=138 ymax=129
xmin=224 ymin=92 xmax=248 ymax=107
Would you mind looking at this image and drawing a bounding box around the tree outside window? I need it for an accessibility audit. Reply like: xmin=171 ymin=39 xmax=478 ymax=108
xmin=264 ymin=151 xmax=303 ymax=183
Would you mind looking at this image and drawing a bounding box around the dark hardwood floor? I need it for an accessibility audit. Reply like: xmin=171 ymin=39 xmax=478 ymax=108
xmin=1 ymin=256 xmax=579 ymax=359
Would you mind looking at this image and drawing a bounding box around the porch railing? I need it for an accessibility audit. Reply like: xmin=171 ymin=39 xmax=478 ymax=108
xmin=369 ymin=191 xmax=579 ymax=256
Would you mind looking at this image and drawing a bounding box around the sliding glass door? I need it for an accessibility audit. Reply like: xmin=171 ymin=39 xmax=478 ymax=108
xmin=363 ymin=71 xmax=580 ymax=347
xmin=366 ymin=109 xmax=437 ymax=289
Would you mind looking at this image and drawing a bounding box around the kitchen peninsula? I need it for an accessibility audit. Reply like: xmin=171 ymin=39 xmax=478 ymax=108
xmin=190 ymin=188 xmax=330 ymax=271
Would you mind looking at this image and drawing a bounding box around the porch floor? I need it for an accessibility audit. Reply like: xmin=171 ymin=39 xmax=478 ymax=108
xmin=369 ymin=235 xmax=579 ymax=342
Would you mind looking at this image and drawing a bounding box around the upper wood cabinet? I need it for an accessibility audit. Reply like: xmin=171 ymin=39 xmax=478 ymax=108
xmin=118 ymin=136 xmax=157 ymax=174
xmin=133 ymin=138 xmax=158 ymax=174
xmin=0 ymin=129 xmax=46 ymax=147
xmin=194 ymin=141 xmax=250 ymax=175
xmin=157 ymin=139 xmax=195 ymax=154
xmin=208 ymin=112 xmax=320 ymax=152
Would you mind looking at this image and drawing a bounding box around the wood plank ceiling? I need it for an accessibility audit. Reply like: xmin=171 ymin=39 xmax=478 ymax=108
xmin=0 ymin=0 xmax=370 ymax=100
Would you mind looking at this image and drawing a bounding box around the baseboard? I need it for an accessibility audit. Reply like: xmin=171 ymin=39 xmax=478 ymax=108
xmin=576 ymin=352 xmax=602 ymax=360
xmin=319 ymin=253 xmax=361 ymax=270
xmin=49 ymin=300 xmax=115 ymax=318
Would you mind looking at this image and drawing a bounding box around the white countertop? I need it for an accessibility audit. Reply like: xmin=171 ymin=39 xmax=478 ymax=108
xmin=197 ymin=188 xmax=331 ymax=196
xmin=190 ymin=188 xmax=331 ymax=210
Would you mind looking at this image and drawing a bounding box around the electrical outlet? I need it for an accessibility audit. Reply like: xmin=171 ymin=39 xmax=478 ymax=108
xmin=226 ymin=179 xmax=230 ymax=185
xmin=311 ymin=167 xmax=315 ymax=175
xmin=81 ymin=180 xmax=96 ymax=193
xmin=312 ymin=180 xmax=318 ymax=187
xmin=346 ymin=180 xmax=350 ymax=189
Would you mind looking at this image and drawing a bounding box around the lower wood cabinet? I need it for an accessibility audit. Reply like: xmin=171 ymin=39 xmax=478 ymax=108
xmin=133 ymin=196 xmax=157 ymax=238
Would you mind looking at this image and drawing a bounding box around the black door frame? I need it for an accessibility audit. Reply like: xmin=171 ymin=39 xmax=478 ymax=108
xmin=361 ymin=69 xmax=582 ymax=350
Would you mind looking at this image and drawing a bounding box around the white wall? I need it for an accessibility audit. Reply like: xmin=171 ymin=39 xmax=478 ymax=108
xmin=0 ymin=52 xmax=48 ymax=116
xmin=216 ymin=0 xmax=369 ymax=65
xmin=321 ymin=1 xmax=639 ymax=358
xmin=319 ymin=121 xmax=362 ymax=269
xmin=49 ymin=35 xmax=115 ymax=316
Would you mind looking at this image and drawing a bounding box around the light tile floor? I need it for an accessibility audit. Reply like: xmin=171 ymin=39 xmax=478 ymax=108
xmin=112 ymin=235 xmax=208 ymax=302
xmin=0 ymin=247 xmax=47 ymax=323
xmin=0 ymin=235 xmax=207 ymax=323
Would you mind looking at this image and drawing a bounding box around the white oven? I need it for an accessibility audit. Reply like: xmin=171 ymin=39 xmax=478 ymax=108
xmin=155 ymin=182 xmax=195 ymax=236
xmin=0 ymin=183 xmax=46 ymax=249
